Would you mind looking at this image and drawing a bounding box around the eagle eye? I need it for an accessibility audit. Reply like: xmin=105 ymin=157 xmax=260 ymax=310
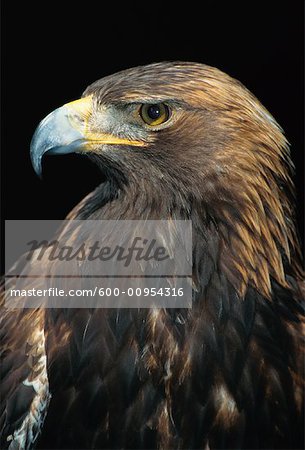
xmin=140 ymin=103 xmax=170 ymax=126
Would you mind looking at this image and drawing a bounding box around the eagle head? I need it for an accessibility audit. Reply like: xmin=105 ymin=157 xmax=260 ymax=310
xmin=30 ymin=62 xmax=302 ymax=298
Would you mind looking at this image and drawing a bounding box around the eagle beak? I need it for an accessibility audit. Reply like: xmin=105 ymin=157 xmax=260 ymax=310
xmin=30 ymin=96 xmax=94 ymax=177
xmin=30 ymin=96 xmax=144 ymax=177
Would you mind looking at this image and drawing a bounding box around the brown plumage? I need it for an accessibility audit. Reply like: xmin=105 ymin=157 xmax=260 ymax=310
xmin=1 ymin=62 xmax=304 ymax=449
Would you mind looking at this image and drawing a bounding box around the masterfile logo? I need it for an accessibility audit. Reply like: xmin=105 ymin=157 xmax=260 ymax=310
xmin=5 ymin=220 xmax=192 ymax=308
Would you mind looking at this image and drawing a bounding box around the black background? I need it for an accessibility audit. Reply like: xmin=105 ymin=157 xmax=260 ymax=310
xmin=1 ymin=2 xmax=304 ymax=251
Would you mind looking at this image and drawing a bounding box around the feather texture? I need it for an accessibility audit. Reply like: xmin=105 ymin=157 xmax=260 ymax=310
xmin=1 ymin=62 xmax=304 ymax=449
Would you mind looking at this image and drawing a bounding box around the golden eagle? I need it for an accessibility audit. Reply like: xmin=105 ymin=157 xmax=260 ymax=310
xmin=1 ymin=62 xmax=304 ymax=449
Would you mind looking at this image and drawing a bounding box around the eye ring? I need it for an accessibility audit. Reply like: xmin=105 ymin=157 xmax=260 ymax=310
xmin=140 ymin=103 xmax=171 ymax=126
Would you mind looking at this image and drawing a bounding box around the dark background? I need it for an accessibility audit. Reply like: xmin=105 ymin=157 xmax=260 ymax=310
xmin=1 ymin=2 xmax=304 ymax=252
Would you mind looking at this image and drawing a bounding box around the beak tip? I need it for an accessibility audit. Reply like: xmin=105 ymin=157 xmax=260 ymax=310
xmin=30 ymin=152 xmax=43 ymax=178
xmin=30 ymin=123 xmax=47 ymax=178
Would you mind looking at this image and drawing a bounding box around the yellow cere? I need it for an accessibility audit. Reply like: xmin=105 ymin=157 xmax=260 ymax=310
xmin=63 ymin=96 xmax=145 ymax=148
xmin=64 ymin=96 xmax=93 ymax=120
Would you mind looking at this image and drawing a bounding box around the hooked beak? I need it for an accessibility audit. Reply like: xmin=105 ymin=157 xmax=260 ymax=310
xmin=30 ymin=95 xmax=144 ymax=177
xmin=30 ymin=97 xmax=93 ymax=177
